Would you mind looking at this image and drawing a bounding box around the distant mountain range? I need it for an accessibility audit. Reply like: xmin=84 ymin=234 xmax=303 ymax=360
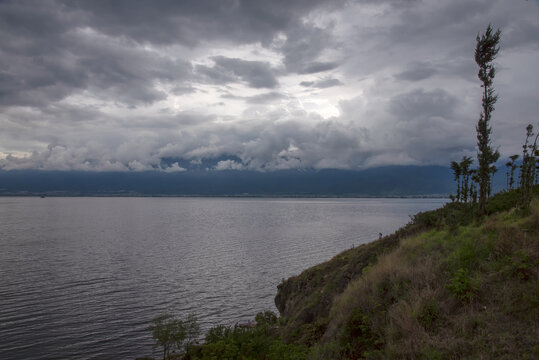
xmin=0 ymin=166 xmax=506 ymax=197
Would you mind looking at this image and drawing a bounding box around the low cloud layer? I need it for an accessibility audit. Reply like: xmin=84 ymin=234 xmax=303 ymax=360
xmin=1 ymin=0 xmax=538 ymax=171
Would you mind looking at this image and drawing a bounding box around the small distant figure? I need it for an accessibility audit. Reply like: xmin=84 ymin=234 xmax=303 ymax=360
xmin=378 ymin=232 xmax=383 ymax=239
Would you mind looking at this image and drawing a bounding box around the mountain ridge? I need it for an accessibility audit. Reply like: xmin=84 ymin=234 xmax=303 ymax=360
xmin=0 ymin=166 xmax=477 ymax=196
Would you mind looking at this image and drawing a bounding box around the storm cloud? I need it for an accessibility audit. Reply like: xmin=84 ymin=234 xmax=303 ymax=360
xmin=1 ymin=0 xmax=538 ymax=171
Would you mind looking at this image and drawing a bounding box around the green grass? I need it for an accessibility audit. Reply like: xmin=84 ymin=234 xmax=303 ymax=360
xmin=313 ymin=195 xmax=539 ymax=359
xmin=274 ymin=188 xmax=538 ymax=359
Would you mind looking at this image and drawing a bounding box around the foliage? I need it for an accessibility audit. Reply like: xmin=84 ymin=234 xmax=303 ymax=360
xmin=148 ymin=313 xmax=200 ymax=360
xmin=520 ymin=124 xmax=539 ymax=209
xmin=312 ymin=191 xmax=538 ymax=359
xmin=450 ymin=156 xmax=474 ymax=204
xmin=275 ymin=228 xmax=404 ymax=345
xmin=188 ymin=311 xmax=307 ymax=360
xmin=475 ymin=24 xmax=501 ymax=216
xmin=505 ymin=154 xmax=519 ymax=190
xmin=416 ymin=300 xmax=440 ymax=331
xmin=339 ymin=309 xmax=384 ymax=359
xmin=450 ymin=160 xmax=462 ymax=201
xmin=485 ymin=187 xmax=521 ymax=214
xmin=143 ymin=191 xmax=538 ymax=360
xmin=447 ymin=268 xmax=478 ymax=302
xmin=510 ymin=250 xmax=533 ymax=281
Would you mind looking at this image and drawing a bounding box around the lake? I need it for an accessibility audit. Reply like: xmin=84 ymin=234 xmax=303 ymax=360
xmin=0 ymin=197 xmax=446 ymax=359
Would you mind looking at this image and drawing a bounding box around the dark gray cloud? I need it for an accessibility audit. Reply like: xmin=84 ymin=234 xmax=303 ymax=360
xmin=394 ymin=62 xmax=438 ymax=81
xmin=0 ymin=4 xmax=194 ymax=107
xmin=299 ymin=62 xmax=341 ymax=75
xmin=0 ymin=0 xmax=340 ymax=107
xmin=300 ymin=78 xmax=342 ymax=88
xmin=62 ymin=0 xmax=342 ymax=46
xmin=279 ymin=21 xmax=341 ymax=74
xmin=196 ymin=56 xmax=278 ymax=88
xmin=390 ymin=88 xmax=458 ymax=121
xmin=1 ymin=0 xmax=538 ymax=171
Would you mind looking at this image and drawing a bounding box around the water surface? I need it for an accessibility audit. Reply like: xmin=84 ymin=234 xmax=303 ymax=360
xmin=0 ymin=197 xmax=446 ymax=359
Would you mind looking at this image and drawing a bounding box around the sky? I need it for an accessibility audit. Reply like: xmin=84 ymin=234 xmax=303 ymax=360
xmin=1 ymin=0 xmax=538 ymax=172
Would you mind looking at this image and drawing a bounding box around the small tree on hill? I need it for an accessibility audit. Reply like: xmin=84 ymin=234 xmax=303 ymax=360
xmin=450 ymin=160 xmax=462 ymax=202
xmin=148 ymin=313 xmax=200 ymax=360
xmin=520 ymin=124 xmax=539 ymax=208
xmin=475 ymin=24 xmax=501 ymax=216
xmin=460 ymin=156 xmax=474 ymax=203
xmin=450 ymin=156 xmax=474 ymax=203
xmin=470 ymin=169 xmax=479 ymax=204
xmin=506 ymin=154 xmax=519 ymax=190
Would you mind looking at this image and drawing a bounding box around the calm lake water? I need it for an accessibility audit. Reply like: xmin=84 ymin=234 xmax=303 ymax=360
xmin=0 ymin=197 xmax=446 ymax=359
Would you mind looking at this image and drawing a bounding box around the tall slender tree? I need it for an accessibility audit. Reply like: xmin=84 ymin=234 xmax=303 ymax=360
xmin=450 ymin=160 xmax=462 ymax=202
xmin=470 ymin=168 xmax=479 ymax=204
xmin=475 ymin=24 xmax=501 ymax=216
xmin=531 ymin=137 xmax=538 ymax=186
xmin=459 ymin=156 xmax=473 ymax=203
xmin=520 ymin=124 xmax=539 ymax=208
xmin=505 ymin=161 xmax=511 ymax=190
xmin=507 ymin=154 xmax=519 ymax=190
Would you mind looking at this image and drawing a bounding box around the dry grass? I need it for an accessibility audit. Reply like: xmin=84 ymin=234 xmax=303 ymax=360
xmin=315 ymin=200 xmax=539 ymax=359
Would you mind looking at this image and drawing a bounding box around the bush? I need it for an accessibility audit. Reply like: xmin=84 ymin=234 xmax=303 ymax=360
xmin=485 ymin=189 xmax=521 ymax=214
xmin=340 ymin=309 xmax=384 ymax=359
xmin=189 ymin=311 xmax=308 ymax=360
xmin=148 ymin=313 xmax=200 ymax=360
xmin=510 ymin=250 xmax=532 ymax=281
xmin=200 ymin=340 xmax=239 ymax=360
xmin=267 ymin=341 xmax=308 ymax=360
xmin=447 ymin=268 xmax=478 ymax=302
xmin=417 ymin=301 xmax=440 ymax=331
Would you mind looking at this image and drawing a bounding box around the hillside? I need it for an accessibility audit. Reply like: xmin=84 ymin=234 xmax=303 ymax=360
xmin=143 ymin=188 xmax=537 ymax=359
xmin=275 ymin=188 xmax=539 ymax=359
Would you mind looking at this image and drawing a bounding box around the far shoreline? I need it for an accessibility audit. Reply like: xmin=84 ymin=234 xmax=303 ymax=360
xmin=0 ymin=193 xmax=451 ymax=199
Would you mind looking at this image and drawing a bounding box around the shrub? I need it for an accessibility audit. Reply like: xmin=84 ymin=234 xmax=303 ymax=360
xmin=447 ymin=268 xmax=478 ymax=302
xmin=340 ymin=309 xmax=384 ymax=359
xmin=267 ymin=341 xmax=308 ymax=360
xmin=417 ymin=300 xmax=440 ymax=331
xmin=148 ymin=313 xmax=200 ymax=360
xmin=200 ymin=340 xmax=239 ymax=360
xmin=485 ymin=188 xmax=521 ymax=214
xmin=510 ymin=250 xmax=532 ymax=281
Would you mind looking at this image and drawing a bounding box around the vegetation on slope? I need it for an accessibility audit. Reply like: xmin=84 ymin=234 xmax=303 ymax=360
xmin=144 ymin=188 xmax=537 ymax=359
xmin=276 ymin=187 xmax=538 ymax=359
xmin=275 ymin=217 xmax=430 ymax=346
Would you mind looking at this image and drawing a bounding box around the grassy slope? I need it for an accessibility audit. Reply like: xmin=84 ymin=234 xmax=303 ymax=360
xmin=276 ymin=189 xmax=539 ymax=359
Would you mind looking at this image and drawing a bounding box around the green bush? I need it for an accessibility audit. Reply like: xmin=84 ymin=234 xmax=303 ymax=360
xmin=485 ymin=189 xmax=521 ymax=214
xmin=417 ymin=301 xmax=440 ymax=331
xmin=200 ymin=340 xmax=239 ymax=360
xmin=447 ymin=268 xmax=478 ymax=302
xmin=340 ymin=309 xmax=384 ymax=359
xmin=447 ymin=234 xmax=491 ymax=271
xmin=267 ymin=341 xmax=308 ymax=360
xmin=510 ymin=250 xmax=532 ymax=281
xmin=308 ymin=341 xmax=341 ymax=360
xmin=148 ymin=313 xmax=200 ymax=360
xmin=187 ymin=311 xmax=308 ymax=360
